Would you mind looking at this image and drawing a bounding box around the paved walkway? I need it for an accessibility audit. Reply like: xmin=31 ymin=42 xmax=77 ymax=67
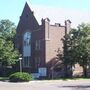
xmin=0 ymin=80 xmax=90 ymax=90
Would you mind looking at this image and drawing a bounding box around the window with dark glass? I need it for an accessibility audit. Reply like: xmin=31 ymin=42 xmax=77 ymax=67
xmin=35 ymin=40 xmax=41 ymax=50
xmin=23 ymin=57 xmax=30 ymax=67
xmin=35 ymin=57 xmax=41 ymax=68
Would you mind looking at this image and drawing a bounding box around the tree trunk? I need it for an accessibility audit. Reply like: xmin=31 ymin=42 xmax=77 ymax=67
xmin=70 ymin=64 xmax=73 ymax=78
xmin=83 ymin=66 xmax=87 ymax=78
xmin=64 ymin=64 xmax=68 ymax=78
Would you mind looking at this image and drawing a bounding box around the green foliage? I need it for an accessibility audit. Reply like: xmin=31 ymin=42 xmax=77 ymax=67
xmin=74 ymin=23 xmax=90 ymax=77
xmin=57 ymin=33 xmax=77 ymax=77
xmin=0 ymin=19 xmax=16 ymax=41
xmin=0 ymin=19 xmax=19 ymax=66
xmin=57 ymin=23 xmax=90 ymax=77
xmin=0 ymin=40 xmax=19 ymax=66
xmin=69 ymin=23 xmax=90 ymax=77
xmin=9 ymin=72 xmax=32 ymax=82
xmin=0 ymin=77 xmax=9 ymax=81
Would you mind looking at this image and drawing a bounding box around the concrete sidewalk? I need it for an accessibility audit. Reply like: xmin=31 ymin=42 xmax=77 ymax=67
xmin=0 ymin=80 xmax=90 ymax=90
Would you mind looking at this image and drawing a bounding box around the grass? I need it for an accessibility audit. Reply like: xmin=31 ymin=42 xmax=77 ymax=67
xmin=50 ymin=77 xmax=90 ymax=81
xmin=0 ymin=77 xmax=9 ymax=81
xmin=41 ymin=77 xmax=90 ymax=81
xmin=0 ymin=77 xmax=90 ymax=82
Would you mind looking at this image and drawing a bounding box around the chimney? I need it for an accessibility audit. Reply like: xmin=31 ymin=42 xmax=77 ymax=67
xmin=65 ymin=20 xmax=71 ymax=34
xmin=41 ymin=18 xmax=50 ymax=40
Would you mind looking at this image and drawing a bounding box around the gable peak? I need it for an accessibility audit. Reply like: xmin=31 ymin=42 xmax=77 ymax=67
xmin=24 ymin=2 xmax=32 ymax=11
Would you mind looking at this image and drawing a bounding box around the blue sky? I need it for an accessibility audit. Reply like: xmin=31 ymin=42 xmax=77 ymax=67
xmin=31 ymin=0 xmax=90 ymax=10
xmin=0 ymin=0 xmax=90 ymax=27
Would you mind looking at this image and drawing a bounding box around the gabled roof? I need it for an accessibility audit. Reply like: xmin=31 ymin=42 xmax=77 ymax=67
xmin=17 ymin=2 xmax=39 ymax=32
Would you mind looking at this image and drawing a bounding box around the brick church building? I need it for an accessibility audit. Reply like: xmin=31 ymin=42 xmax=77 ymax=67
xmin=15 ymin=2 xmax=72 ymax=78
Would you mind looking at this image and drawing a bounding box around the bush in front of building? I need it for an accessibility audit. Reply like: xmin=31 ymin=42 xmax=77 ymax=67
xmin=9 ymin=72 xmax=32 ymax=82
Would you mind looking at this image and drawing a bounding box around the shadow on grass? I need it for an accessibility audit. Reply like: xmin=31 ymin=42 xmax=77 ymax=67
xmin=49 ymin=77 xmax=77 ymax=81
xmin=45 ymin=77 xmax=90 ymax=81
xmin=58 ymin=85 xmax=90 ymax=90
xmin=62 ymin=85 xmax=90 ymax=88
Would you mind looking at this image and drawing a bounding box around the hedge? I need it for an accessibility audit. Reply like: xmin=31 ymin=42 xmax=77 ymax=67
xmin=9 ymin=72 xmax=32 ymax=82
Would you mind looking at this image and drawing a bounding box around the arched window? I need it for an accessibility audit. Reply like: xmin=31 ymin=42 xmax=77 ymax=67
xmin=23 ymin=32 xmax=31 ymax=46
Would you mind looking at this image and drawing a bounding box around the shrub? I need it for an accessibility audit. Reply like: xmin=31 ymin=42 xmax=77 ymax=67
xmin=9 ymin=72 xmax=32 ymax=82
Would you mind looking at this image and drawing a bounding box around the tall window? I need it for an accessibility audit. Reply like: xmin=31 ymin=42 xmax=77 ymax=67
xmin=23 ymin=57 xmax=30 ymax=67
xmin=35 ymin=57 xmax=41 ymax=68
xmin=23 ymin=32 xmax=31 ymax=46
xmin=23 ymin=32 xmax=31 ymax=67
xmin=35 ymin=40 xmax=41 ymax=50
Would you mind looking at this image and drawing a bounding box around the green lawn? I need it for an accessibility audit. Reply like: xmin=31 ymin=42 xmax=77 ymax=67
xmin=52 ymin=77 xmax=90 ymax=81
xmin=0 ymin=77 xmax=9 ymax=81
xmin=37 ymin=77 xmax=90 ymax=81
xmin=0 ymin=77 xmax=90 ymax=81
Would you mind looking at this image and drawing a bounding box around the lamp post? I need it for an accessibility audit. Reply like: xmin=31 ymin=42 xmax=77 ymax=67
xmin=19 ymin=55 xmax=22 ymax=72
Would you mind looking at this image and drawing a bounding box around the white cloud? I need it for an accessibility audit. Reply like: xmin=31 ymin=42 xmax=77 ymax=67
xmin=28 ymin=3 xmax=90 ymax=28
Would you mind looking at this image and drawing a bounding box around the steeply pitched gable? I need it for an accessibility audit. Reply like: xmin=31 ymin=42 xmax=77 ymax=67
xmin=17 ymin=2 xmax=39 ymax=32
